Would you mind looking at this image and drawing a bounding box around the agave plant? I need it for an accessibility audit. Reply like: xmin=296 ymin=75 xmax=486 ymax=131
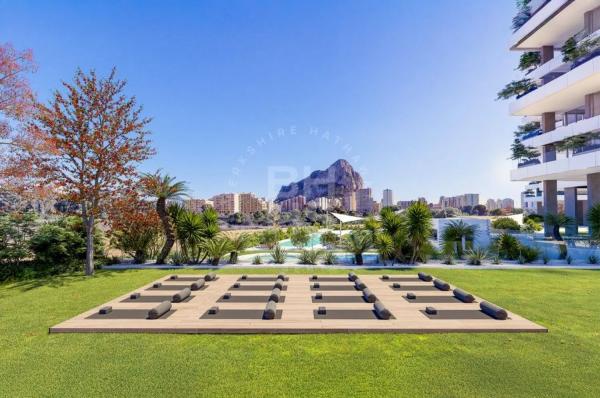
xmin=252 ymin=255 xmax=263 ymax=265
xmin=466 ymin=247 xmax=487 ymax=265
xmin=343 ymin=230 xmax=372 ymax=265
xmin=270 ymin=244 xmax=287 ymax=264
xmin=298 ymin=249 xmax=323 ymax=265
xmin=169 ymin=250 xmax=187 ymax=266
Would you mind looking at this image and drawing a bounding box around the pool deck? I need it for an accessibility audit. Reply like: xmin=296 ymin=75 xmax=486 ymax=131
xmin=50 ymin=274 xmax=547 ymax=334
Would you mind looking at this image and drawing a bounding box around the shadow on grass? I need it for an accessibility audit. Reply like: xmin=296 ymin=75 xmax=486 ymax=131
xmin=4 ymin=269 xmax=127 ymax=292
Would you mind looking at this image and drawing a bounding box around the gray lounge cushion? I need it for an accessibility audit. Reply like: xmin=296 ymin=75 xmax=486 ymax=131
xmin=453 ymin=288 xmax=475 ymax=303
xmin=129 ymin=292 xmax=140 ymax=300
xmin=191 ymin=279 xmax=205 ymax=291
xmin=348 ymin=272 xmax=358 ymax=281
xmin=311 ymin=275 xmax=318 ymax=280
xmin=318 ymin=306 xmax=326 ymax=315
xmin=433 ymin=279 xmax=450 ymax=291
xmin=153 ymin=282 xmax=162 ymax=288
xmin=277 ymin=273 xmax=287 ymax=281
xmin=425 ymin=306 xmax=437 ymax=315
xmin=374 ymin=300 xmax=391 ymax=320
xmin=169 ymin=275 xmax=178 ymax=280
xmin=362 ymin=288 xmax=377 ymax=303
xmin=315 ymin=292 xmax=323 ymax=299
xmin=406 ymin=292 xmax=416 ymax=300
xmin=418 ymin=272 xmax=432 ymax=282
xmin=269 ymin=288 xmax=282 ymax=303
xmin=263 ymin=300 xmax=277 ymax=320
xmin=204 ymin=272 xmax=217 ymax=281
xmin=274 ymin=278 xmax=284 ymax=290
xmin=392 ymin=282 xmax=401 ymax=288
xmin=147 ymin=301 xmax=172 ymax=319
xmin=172 ymin=287 xmax=191 ymax=303
xmin=99 ymin=306 xmax=112 ymax=314
xmin=354 ymin=278 xmax=367 ymax=290
xmin=480 ymin=301 xmax=508 ymax=320
xmin=208 ymin=306 xmax=219 ymax=314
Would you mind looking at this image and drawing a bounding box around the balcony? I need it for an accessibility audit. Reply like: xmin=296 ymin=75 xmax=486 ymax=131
xmin=521 ymin=114 xmax=600 ymax=147
xmin=511 ymin=145 xmax=600 ymax=181
xmin=510 ymin=0 xmax=596 ymax=50
xmin=510 ymin=56 xmax=600 ymax=116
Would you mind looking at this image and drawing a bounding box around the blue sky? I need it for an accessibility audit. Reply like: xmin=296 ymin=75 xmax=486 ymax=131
xmin=1 ymin=0 xmax=524 ymax=204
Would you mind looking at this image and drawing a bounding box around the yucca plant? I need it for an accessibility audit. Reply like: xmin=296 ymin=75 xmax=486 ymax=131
xmin=298 ymin=249 xmax=323 ymax=265
xmin=169 ymin=250 xmax=187 ymax=266
xmin=374 ymin=232 xmax=394 ymax=265
xmin=252 ymin=255 xmax=263 ymax=265
xmin=322 ymin=251 xmax=337 ymax=265
xmin=270 ymin=244 xmax=287 ymax=264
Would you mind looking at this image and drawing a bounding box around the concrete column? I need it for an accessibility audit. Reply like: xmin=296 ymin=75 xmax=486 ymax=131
xmin=541 ymin=112 xmax=556 ymax=132
xmin=587 ymin=173 xmax=600 ymax=212
xmin=564 ymin=187 xmax=578 ymax=236
xmin=541 ymin=46 xmax=554 ymax=64
xmin=543 ymin=180 xmax=558 ymax=237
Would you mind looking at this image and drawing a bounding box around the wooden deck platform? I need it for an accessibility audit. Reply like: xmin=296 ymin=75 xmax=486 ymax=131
xmin=49 ymin=274 xmax=547 ymax=334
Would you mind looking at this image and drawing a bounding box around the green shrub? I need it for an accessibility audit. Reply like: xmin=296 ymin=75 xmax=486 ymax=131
xmin=519 ymin=245 xmax=539 ymax=263
xmin=169 ymin=250 xmax=187 ymax=265
xmin=252 ymin=255 xmax=263 ymax=265
xmin=320 ymin=231 xmax=339 ymax=247
xmin=298 ymin=249 xmax=322 ymax=265
xmin=270 ymin=244 xmax=287 ymax=264
xmin=588 ymin=255 xmax=598 ymax=264
xmin=558 ymin=244 xmax=568 ymax=260
xmin=322 ymin=251 xmax=337 ymax=265
xmin=29 ymin=224 xmax=86 ymax=274
xmin=493 ymin=232 xmax=521 ymax=260
xmin=492 ymin=217 xmax=521 ymax=231
xmin=566 ymin=255 xmax=573 ymax=265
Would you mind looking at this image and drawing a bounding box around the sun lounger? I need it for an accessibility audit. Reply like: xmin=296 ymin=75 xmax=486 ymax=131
xmin=453 ymin=288 xmax=475 ymax=303
xmin=191 ymin=279 xmax=205 ymax=291
xmin=418 ymin=272 xmax=433 ymax=282
xmin=147 ymin=301 xmax=172 ymax=319
xmin=172 ymin=287 xmax=191 ymax=303
xmin=433 ymin=279 xmax=450 ymax=291
xmin=480 ymin=301 xmax=508 ymax=320
xmin=374 ymin=300 xmax=392 ymax=320
xmin=204 ymin=272 xmax=217 ymax=281
xmin=362 ymin=288 xmax=377 ymax=303
xmin=263 ymin=300 xmax=277 ymax=320
xmin=269 ymin=288 xmax=282 ymax=303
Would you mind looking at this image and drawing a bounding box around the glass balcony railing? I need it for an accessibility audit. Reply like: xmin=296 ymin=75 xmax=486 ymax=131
xmin=521 ymin=128 xmax=543 ymax=141
xmin=518 ymin=158 xmax=541 ymax=168
xmin=573 ymin=141 xmax=600 ymax=156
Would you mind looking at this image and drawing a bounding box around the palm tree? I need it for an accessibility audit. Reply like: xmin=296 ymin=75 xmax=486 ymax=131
xmin=141 ymin=170 xmax=188 ymax=264
xmin=227 ymin=233 xmax=255 ymax=264
xmin=364 ymin=216 xmax=381 ymax=241
xmin=544 ymin=212 xmax=574 ymax=241
xmin=587 ymin=203 xmax=600 ymax=242
xmin=343 ymin=230 xmax=372 ymax=265
xmin=172 ymin=208 xmax=205 ymax=263
xmin=201 ymin=236 xmax=233 ymax=266
xmin=405 ymin=202 xmax=432 ymax=263
xmin=441 ymin=220 xmax=478 ymax=258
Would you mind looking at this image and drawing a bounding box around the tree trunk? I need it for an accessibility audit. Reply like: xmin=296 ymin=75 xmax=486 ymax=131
xmin=461 ymin=236 xmax=466 ymax=253
xmin=355 ymin=253 xmax=363 ymax=265
xmin=156 ymin=197 xmax=174 ymax=264
xmin=84 ymin=214 xmax=95 ymax=276
xmin=229 ymin=252 xmax=238 ymax=264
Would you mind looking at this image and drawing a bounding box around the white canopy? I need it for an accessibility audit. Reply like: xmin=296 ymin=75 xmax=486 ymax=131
xmin=330 ymin=212 xmax=364 ymax=223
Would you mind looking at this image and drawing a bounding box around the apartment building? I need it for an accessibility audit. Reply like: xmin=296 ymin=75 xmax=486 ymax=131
xmin=356 ymin=188 xmax=374 ymax=214
xmin=239 ymin=193 xmax=267 ymax=214
xmin=184 ymin=199 xmax=213 ymax=213
xmin=439 ymin=193 xmax=480 ymax=209
xmin=343 ymin=191 xmax=357 ymax=212
xmin=211 ymin=193 xmax=240 ymax=215
xmin=508 ymin=0 xmax=600 ymax=235
xmin=280 ymin=195 xmax=306 ymax=212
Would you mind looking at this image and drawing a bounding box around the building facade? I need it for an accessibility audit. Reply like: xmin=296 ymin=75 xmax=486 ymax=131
xmin=508 ymin=0 xmax=600 ymax=235
xmin=239 ymin=193 xmax=267 ymax=214
xmin=184 ymin=199 xmax=214 ymax=213
xmin=439 ymin=193 xmax=480 ymax=209
xmin=280 ymin=195 xmax=306 ymax=212
xmin=343 ymin=191 xmax=357 ymax=212
xmin=382 ymin=189 xmax=394 ymax=208
xmin=211 ymin=193 xmax=240 ymax=215
xmin=356 ymin=188 xmax=374 ymax=214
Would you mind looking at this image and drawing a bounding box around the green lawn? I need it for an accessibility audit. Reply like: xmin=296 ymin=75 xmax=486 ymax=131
xmin=1 ymin=268 xmax=599 ymax=397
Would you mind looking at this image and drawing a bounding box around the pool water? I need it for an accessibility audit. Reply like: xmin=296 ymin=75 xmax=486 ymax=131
xmin=278 ymin=233 xmax=323 ymax=249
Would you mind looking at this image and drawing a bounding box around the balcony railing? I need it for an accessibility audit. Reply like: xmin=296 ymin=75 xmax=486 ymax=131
xmin=513 ymin=0 xmax=551 ymax=33
xmin=573 ymin=141 xmax=600 ymax=155
xmin=518 ymin=158 xmax=541 ymax=168
xmin=521 ymin=128 xmax=543 ymax=141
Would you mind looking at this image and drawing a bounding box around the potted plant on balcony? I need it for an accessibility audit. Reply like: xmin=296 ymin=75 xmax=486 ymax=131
xmin=510 ymin=139 xmax=540 ymax=166
xmin=555 ymin=132 xmax=600 ymax=155
xmin=562 ymin=35 xmax=600 ymax=63
xmin=497 ymin=78 xmax=537 ymax=100
xmin=512 ymin=0 xmax=532 ymax=32
xmin=517 ymin=51 xmax=541 ymax=73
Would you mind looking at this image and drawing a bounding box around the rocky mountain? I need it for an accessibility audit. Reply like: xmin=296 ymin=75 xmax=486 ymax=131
xmin=275 ymin=159 xmax=363 ymax=202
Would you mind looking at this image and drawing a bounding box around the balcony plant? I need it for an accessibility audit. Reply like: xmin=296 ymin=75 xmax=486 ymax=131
xmin=514 ymin=121 xmax=541 ymax=140
xmin=510 ymin=139 xmax=540 ymax=162
xmin=555 ymin=132 xmax=600 ymax=153
xmin=562 ymin=35 xmax=600 ymax=63
xmin=497 ymin=78 xmax=537 ymax=100
xmin=517 ymin=51 xmax=541 ymax=72
xmin=512 ymin=0 xmax=532 ymax=32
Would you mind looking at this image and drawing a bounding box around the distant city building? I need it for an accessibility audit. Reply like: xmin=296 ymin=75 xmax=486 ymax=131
xmin=372 ymin=201 xmax=381 ymax=214
xmin=280 ymin=195 xmax=306 ymax=212
xmin=486 ymin=198 xmax=498 ymax=211
xmin=356 ymin=188 xmax=374 ymax=214
xmin=343 ymin=191 xmax=357 ymax=212
xmin=501 ymin=198 xmax=515 ymax=210
xmin=439 ymin=193 xmax=479 ymax=209
xmin=239 ymin=192 xmax=267 ymax=214
xmin=184 ymin=199 xmax=214 ymax=213
xmin=211 ymin=193 xmax=240 ymax=215
xmin=382 ymin=189 xmax=394 ymax=208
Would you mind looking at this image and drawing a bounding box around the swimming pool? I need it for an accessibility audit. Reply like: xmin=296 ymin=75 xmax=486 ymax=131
xmin=278 ymin=232 xmax=323 ymax=249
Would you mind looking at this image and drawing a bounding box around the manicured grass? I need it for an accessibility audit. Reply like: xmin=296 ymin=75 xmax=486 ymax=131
xmin=1 ymin=268 xmax=599 ymax=397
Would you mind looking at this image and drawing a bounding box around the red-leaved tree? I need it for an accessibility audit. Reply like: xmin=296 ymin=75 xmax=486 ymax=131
xmin=31 ymin=68 xmax=154 ymax=275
